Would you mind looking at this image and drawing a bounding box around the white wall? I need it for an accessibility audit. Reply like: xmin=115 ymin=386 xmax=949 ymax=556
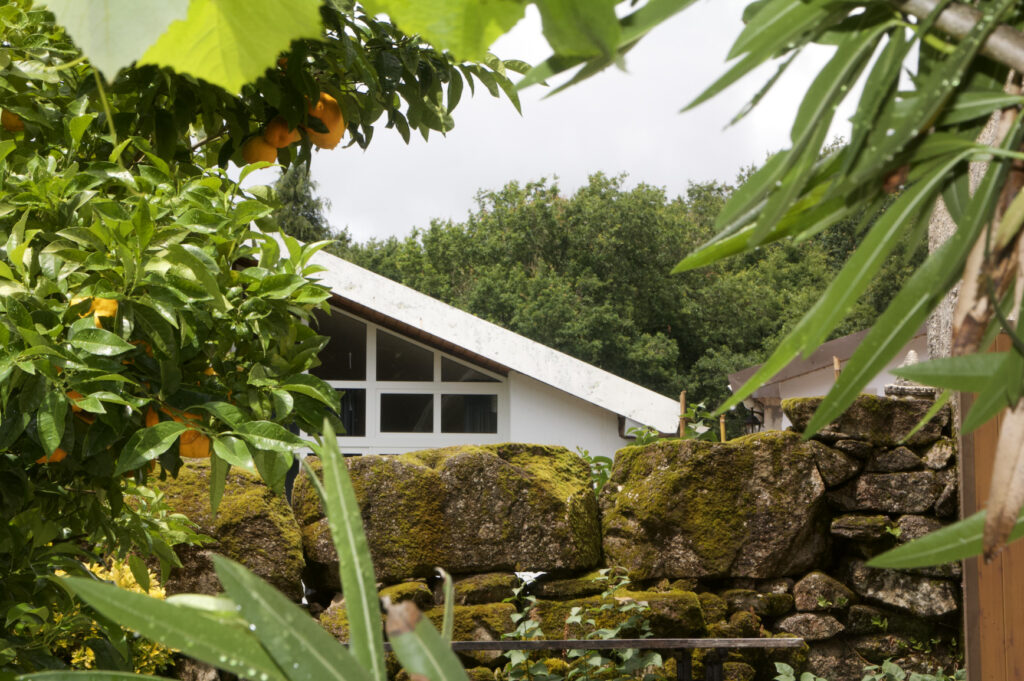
xmin=772 ymin=334 xmax=930 ymax=430
xmin=508 ymin=372 xmax=630 ymax=459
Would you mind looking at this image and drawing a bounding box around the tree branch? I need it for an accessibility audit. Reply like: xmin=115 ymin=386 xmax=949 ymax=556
xmin=890 ymin=0 xmax=1024 ymax=73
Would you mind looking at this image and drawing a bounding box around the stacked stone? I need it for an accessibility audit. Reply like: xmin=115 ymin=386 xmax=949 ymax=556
xmin=155 ymin=396 xmax=961 ymax=681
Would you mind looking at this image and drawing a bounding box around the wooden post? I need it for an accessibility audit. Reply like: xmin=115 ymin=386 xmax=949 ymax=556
xmin=679 ymin=390 xmax=687 ymax=437
xmin=833 ymin=355 xmax=841 ymax=380
xmin=719 ymin=414 xmax=726 ymax=442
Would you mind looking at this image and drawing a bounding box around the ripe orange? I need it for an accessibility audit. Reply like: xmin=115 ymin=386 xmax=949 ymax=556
xmin=179 ymin=429 xmax=211 ymax=459
xmin=66 ymin=390 xmax=84 ymax=412
xmin=242 ymin=136 xmax=277 ymax=164
xmin=71 ymin=296 xmax=118 ymax=327
xmin=37 ymin=448 xmax=68 ymax=464
xmin=304 ymin=92 xmax=344 ymax=149
xmin=145 ymin=407 xmax=159 ymax=428
xmin=2 ymin=110 xmax=24 ymax=132
xmin=263 ymin=116 xmax=301 ymax=148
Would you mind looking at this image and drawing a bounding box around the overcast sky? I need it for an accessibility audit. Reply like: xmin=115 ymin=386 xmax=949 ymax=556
xmin=256 ymin=0 xmax=858 ymax=243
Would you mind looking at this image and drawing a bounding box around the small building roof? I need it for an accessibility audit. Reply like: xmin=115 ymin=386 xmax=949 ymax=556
xmin=304 ymin=246 xmax=680 ymax=432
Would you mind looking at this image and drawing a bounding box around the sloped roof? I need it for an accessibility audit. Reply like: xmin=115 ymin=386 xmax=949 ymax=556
xmin=304 ymin=246 xmax=680 ymax=432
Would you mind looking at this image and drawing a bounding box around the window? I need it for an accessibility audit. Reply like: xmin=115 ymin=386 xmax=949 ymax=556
xmin=441 ymin=394 xmax=498 ymax=433
xmin=377 ymin=331 xmax=433 ymax=381
xmin=312 ymin=311 xmax=366 ymax=380
xmin=336 ymin=388 xmax=366 ymax=437
xmin=380 ymin=394 xmax=433 ymax=432
xmin=442 ymin=357 xmax=499 ymax=382
xmin=315 ymin=308 xmax=507 ymax=452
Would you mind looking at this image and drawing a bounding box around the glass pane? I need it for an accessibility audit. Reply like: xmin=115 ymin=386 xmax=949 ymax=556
xmin=380 ymin=394 xmax=433 ymax=433
xmin=311 ymin=310 xmax=366 ymax=380
xmin=441 ymin=394 xmax=498 ymax=434
xmin=441 ymin=357 xmax=499 ymax=382
xmin=336 ymin=388 xmax=365 ymax=437
xmin=376 ymin=331 xmax=433 ymax=381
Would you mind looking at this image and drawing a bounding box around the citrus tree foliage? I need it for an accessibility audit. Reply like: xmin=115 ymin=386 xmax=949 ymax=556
xmin=0 ymin=0 xmax=520 ymax=670
xmin=345 ymin=173 xmax=920 ymax=418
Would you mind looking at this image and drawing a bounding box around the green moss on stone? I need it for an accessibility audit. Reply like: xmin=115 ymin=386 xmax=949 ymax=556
xmin=532 ymin=570 xmax=606 ymax=599
xmin=422 ymin=602 xmax=517 ymax=666
xmin=466 ymin=667 xmax=497 ymax=681
xmin=698 ymin=592 xmax=728 ymax=624
xmin=722 ymin=662 xmax=756 ymax=681
xmin=380 ymin=581 xmax=434 ymax=610
xmin=453 ymin=573 xmax=518 ymax=605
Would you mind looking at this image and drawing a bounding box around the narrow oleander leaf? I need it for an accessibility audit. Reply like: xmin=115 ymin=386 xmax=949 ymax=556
xmin=19 ymin=671 xmax=179 ymax=681
xmin=962 ymin=352 xmax=1024 ymax=434
xmin=869 ymin=508 xmax=1024 ymax=568
xmin=893 ymin=354 xmax=1009 ymax=392
xmin=315 ymin=422 xmax=388 ymax=681
xmin=213 ymin=556 xmax=372 ymax=681
xmin=899 ymin=389 xmax=952 ymax=444
xmin=58 ymin=577 xmax=287 ymax=681
xmin=437 ymin=568 xmax=454 ymax=642
xmin=386 ymin=600 xmax=469 ymax=681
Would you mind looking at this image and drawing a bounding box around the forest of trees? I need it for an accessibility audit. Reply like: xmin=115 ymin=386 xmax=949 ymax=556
xmin=277 ymin=168 xmax=923 ymax=417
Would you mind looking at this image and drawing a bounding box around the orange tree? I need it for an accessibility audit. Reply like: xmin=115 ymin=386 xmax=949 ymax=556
xmin=0 ymin=0 xmax=520 ymax=670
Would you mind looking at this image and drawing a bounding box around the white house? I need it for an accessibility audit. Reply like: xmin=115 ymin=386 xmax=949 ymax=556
xmin=302 ymin=247 xmax=680 ymax=457
xmin=728 ymin=326 xmax=929 ymax=431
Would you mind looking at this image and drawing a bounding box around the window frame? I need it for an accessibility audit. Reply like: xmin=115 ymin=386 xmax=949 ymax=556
xmin=318 ymin=309 xmax=509 ymax=454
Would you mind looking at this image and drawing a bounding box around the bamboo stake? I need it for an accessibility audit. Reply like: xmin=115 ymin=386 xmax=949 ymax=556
xmin=833 ymin=356 xmax=842 ymax=381
xmin=719 ymin=414 xmax=726 ymax=442
xmin=679 ymin=390 xmax=687 ymax=437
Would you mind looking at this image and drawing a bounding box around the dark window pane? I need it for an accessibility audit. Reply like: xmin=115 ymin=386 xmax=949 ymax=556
xmin=336 ymin=389 xmax=365 ymax=437
xmin=441 ymin=394 xmax=498 ymax=434
xmin=376 ymin=331 xmax=433 ymax=381
xmin=441 ymin=357 xmax=499 ymax=382
xmin=381 ymin=394 xmax=433 ymax=432
xmin=311 ymin=310 xmax=366 ymax=380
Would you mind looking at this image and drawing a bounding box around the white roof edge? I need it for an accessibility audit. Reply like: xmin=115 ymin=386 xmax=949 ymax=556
xmin=291 ymin=240 xmax=680 ymax=432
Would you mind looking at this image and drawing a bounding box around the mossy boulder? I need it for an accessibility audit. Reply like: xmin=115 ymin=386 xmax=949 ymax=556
xmin=294 ymin=444 xmax=600 ymax=586
xmin=698 ymin=592 xmax=728 ymax=623
xmin=721 ymin=589 xmax=794 ymax=618
xmin=827 ymin=472 xmax=941 ymax=514
xmin=422 ymin=603 xmax=517 ymax=666
xmin=531 ymin=571 xmax=606 ymax=599
xmin=451 ymin=573 xmax=519 ymax=605
xmin=846 ymin=561 xmax=957 ymax=618
xmin=380 ymin=581 xmax=434 ymax=610
xmin=782 ymin=395 xmax=949 ymax=447
xmin=601 ymin=432 xmax=829 ymax=579
xmin=533 ymin=589 xmax=705 ymax=638
xmin=793 ymin=572 xmax=855 ymax=612
xmin=154 ymin=459 xmax=304 ymax=601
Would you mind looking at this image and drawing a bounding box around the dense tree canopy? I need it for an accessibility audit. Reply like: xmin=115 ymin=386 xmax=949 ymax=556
xmin=339 ymin=172 xmax=924 ymax=415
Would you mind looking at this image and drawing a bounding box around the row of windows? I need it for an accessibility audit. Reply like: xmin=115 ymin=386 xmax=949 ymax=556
xmin=337 ymin=390 xmax=498 ymax=435
xmin=312 ymin=312 xmax=498 ymax=384
xmin=313 ymin=310 xmax=504 ymax=440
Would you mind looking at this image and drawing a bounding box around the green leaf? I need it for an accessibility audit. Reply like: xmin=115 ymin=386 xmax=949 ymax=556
xmin=900 ymin=389 xmax=952 ymax=444
xmin=281 ymin=374 xmax=340 ymax=410
xmin=962 ymin=351 xmax=1024 ymax=434
xmin=19 ymin=672 xmax=179 ymax=681
xmin=164 ymin=244 xmax=229 ymax=311
xmin=69 ymin=328 xmax=135 ymax=356
xmin=128 ymin=554 xmax=151 ymax=594
xmin=438 ymin=568 xmax=454 ymax=642
xmin=42 ymin=0 xmax=189 ymax=80
xmin=385 ymin=601 xmax=469 ymax=681
xmin=140 ymin=0 xmax=323 ymax=94
xmin=115 ymin=421 xmax=187 ymax=475
xmin=314 ymin=423 xmax=388 ymax=681
xmin=37 ymin=389 xmax=68 ymax=457
xmin=234 ymin=421 xmax=305 ymax=451
xmin=68 ymin=113 xmax=97 ymax=155
xmin=212 ymin=556 xmax=373 ymax=681
xmin=198 ymin=401 xmax=245 ymax=429
xmin=359 ymin=0 xmax=526 ymax=62
xmin=869 ymin=507 xmax=1024 ymax=568
xmin=893 ymin=354 xmax=1009 ymax=392
xmin=211 ymin=435 xmax=254 ymax=469
xmin=210 ymin=452 xmax=229 ymax=517
xmin=535 ymin=0 xmax=620 ymax=59
xmin=58 ymin=577 xmax=287 ymax=681
xmin=251 ymin=449 xmax=293 ymax=497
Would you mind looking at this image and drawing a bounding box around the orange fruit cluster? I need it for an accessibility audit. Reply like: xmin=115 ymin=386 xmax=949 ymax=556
xmin=241 ymin=92 xmax=345 ymax=164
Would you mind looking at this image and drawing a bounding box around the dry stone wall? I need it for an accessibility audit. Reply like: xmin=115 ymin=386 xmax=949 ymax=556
xmin=160 ymin=397 xmax=962 ymax=681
